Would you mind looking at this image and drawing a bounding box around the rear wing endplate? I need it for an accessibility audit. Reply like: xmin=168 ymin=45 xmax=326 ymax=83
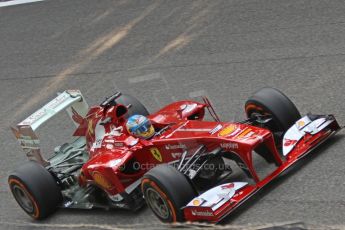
xmin=10 ymin=90 xmax=89 ymax=166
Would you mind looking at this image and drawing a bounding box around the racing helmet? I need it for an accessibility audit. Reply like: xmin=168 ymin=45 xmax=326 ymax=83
xmin=126 ymin=115 xmax=155 ymax=139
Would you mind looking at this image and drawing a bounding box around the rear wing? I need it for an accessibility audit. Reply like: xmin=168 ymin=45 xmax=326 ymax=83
xmin=10 ymin=90 xmax=89 ymax=166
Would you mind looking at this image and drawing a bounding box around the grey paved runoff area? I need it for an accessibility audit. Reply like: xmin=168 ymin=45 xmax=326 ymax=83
xmin=1 ymin=0 xmax=345 ymax=229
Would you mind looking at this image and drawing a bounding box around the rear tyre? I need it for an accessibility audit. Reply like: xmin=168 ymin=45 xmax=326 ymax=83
xmin=115 ymin=94 xmax=149 ymax=117
xmin=142 ymin=164 xmax=196 ymax=223
xmin=8 ymin=161 xmax=62 ymax=219
xmin=245 ymin=87 xmax=301 ymax=132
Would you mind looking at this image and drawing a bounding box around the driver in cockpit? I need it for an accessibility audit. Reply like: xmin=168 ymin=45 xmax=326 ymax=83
xmin=125 ymin=115 xmax=155 ymax=140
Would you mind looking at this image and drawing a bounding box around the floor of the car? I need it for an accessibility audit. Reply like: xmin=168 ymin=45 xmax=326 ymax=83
xmin=218 ymin=154 xmax=278 ymax=186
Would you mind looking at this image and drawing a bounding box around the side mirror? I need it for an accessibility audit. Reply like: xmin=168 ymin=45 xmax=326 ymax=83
xmin=102 ymin=104 xmax=128 ymax=125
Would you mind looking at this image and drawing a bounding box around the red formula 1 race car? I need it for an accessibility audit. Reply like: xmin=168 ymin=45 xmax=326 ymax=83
xmin=8 ymin=88 xmax=341 ymax=223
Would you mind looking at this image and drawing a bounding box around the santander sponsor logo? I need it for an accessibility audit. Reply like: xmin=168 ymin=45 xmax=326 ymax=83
xmin=165 ymin=144 xmax=186 ymax=150
xmin=191 ymin=210 xmax=214 ymax=217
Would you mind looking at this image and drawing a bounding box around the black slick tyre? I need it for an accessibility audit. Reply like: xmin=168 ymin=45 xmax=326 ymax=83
xmin=8 ymin=161 xmax=62 ymax=219
xmin=141 ymin=164 xmax=196 ymax=223
xmin=245 ymin=87 xmax=301 ymax=132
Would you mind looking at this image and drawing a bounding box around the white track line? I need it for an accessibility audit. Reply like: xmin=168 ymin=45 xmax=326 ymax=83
xmin=0 ymin=0 xmax=44 ymax=7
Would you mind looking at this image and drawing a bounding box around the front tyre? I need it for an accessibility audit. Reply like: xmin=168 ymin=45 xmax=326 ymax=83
xmin=245 ymin=87 xmax=301 ymax=133
xmin=142 ymin=164 xmax=196 ymax=223
xmin=8 ymin=161 xmax=62 ymax=219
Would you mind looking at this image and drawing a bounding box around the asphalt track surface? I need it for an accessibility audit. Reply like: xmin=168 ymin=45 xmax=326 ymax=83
xmin=1 ymin=0 xmax=345 ymax=229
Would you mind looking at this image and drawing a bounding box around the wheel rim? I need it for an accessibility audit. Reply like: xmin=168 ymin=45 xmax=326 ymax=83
xmin=250 ymin=112 xmax=269 ymax=123
xmin=12 ymin=184 xmax=34 ymax=213
xmin=250 ymin=111 xmax=280 ymax=132
xmin=145 ymin=188 xmax=170 ymax=220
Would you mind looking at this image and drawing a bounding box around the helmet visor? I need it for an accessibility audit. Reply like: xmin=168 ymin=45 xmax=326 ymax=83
xmin=130 ymin=119 xmax=152 ymax=134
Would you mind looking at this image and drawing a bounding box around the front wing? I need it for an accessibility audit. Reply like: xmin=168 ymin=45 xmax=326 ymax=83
xmin=183 ymin=114 xmax=341 ymax=223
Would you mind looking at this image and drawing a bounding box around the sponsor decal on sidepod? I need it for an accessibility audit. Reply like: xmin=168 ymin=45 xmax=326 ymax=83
xmin=165 ymin=144 xmax=187 ymax=150
xmin=220 ymin=142 xmax=239 ymax=149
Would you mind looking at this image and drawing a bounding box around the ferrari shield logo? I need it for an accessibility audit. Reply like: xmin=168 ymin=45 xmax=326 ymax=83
xmin=150 ymin=147 xmax=162 ymax=162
